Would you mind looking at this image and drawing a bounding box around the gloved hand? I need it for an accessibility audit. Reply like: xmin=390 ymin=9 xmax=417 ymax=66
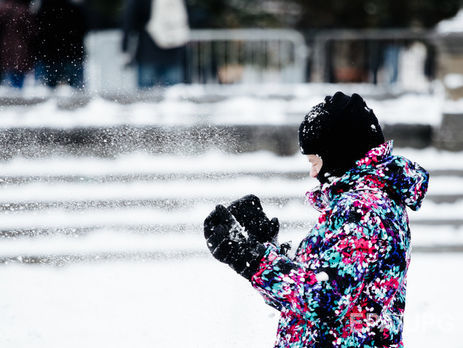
xmin=227 ymin=194 xmax=279 ymax=244
xmin=204 ymin=204 xmax=267 ymax=280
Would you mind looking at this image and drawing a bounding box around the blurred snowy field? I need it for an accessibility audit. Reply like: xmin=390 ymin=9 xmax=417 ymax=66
xmin=0 ymin=254 xmax=461 ymax=348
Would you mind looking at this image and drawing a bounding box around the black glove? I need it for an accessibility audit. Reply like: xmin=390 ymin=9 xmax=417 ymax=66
xmin=204 ymin=204 xmax=267 ymax=280
xmin=227 ymin=194 xmax=279 ymax=244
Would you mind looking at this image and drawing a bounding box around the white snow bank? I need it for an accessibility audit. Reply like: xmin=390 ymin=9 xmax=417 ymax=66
xmin=395 ymin=147 xmax=463 ymax=169
xmin=0 ymin=230 xmax=208 ymax=257
xmin=0 ymin=151 xmax=308 ymax=176
xmin=0 ymin=225 xmax=461 ymax=258
xmin=367 ymin=94 xmax=442 ymax=126
xmin=0 ymin=205 xmax=317 ymax=230
xmin=0 ymin=175 xmax=459 ymax=203
xmin=0 ymin=86 xmax=443 ymax=128
xmin=0 ymin=145 xmax=462 ymax=178
xmin=162 ymin=83 xmax=406 ymax=100
xmin=0 ymin=199 xmax=457 ymax=230
xmin=0 ymin=177 xmax=312 ymax=202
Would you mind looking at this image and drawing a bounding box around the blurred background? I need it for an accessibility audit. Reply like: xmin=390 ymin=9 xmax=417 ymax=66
xmin=0 ymin=0 xmax=462 ymax=347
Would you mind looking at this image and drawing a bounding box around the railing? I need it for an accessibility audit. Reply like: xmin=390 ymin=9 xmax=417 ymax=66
xmin=85 ymin=28 xmax=445 ymax=92
xmin=310 ymin=29 xmax=436 ymax=90
xmin=186 ymin=29 xmax=308 ymax=84
xmin=84 ymin=29 xmax=309 ymax=92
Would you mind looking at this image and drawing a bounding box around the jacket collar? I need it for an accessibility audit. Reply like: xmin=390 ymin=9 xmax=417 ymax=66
xmin=306 ymin=141 xmax=394 ymax=212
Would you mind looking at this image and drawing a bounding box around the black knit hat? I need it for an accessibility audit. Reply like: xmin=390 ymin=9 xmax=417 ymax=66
xmin=299 ymin=91 xmax=385 ymax=183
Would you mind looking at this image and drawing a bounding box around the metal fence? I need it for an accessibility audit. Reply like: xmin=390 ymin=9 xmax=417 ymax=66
xmin=186 ymin=29 xmax=308 ymax=84
xmin=310 ymin=29 xmax=436 ymax=90
xmin=85 ymin=28 xmax=441 ymax=92
xmin=85 ymin=29 xmax=309 ymax=92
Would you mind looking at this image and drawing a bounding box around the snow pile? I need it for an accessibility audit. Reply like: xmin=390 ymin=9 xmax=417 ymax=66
xmin=0 ymin=85 xmax=443 ymax=128
xmin=0 ymin=145 xmax=461 ymax=176
xmin=0 ymin=150 xmax=308 ymax=176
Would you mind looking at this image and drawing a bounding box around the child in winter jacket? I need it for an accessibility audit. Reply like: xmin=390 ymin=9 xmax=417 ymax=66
xmin=204 ymin=92 xmax=429 ymax=347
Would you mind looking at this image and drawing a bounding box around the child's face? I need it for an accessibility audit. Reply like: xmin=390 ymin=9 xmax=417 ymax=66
xmin=306 ymin=155 xmax=323 ymax=178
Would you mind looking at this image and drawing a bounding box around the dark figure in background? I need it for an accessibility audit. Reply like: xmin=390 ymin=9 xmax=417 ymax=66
xmin=369 ymin=42 xmax=400 ymax=85
xmin=35 ymin=0 xmax=87 ymax=89
xmin=0 ymin=0 xmax=35 ymax=89
xmin=122 ymin=0 xmax=189 ymax=88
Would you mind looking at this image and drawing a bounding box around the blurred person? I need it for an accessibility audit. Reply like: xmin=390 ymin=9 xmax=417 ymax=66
xmin=122 ymin=0 xmax=189 ymax=88
xmin=204 ymin=92 xmax=429 ymax=347
xmin=383 ymin=44 xmax=400 ymax=84
xmin=34 ymin=0 xmax=87 ymax=90
xmin=0 ymin=0 xmax=35 ymax=89
xmin=369 ymin=42 xmax=400 ymax=85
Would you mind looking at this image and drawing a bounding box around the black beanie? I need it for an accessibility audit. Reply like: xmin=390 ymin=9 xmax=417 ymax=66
xmin=299 ymin=91 xmax=385 ymax=183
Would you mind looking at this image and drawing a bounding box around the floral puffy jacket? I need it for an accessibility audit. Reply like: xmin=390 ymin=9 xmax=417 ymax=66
xmin=251 ymin=141 xmax=429 ymax=347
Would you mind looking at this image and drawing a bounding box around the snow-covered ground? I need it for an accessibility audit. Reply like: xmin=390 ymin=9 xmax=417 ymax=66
xmin=2 ymin=145 xmax=463 ymax=175
xmin=0 ymin=147 xmax=462 ymax=257
xmin=0 ymin=84 xmax=445 ymax=128
xmin=0 ymin=255 xmax=461 ymax=348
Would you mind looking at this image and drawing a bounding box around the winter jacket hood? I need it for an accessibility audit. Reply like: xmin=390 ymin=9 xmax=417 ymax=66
xmin=307 ymin=141 xmax=429 ymax=213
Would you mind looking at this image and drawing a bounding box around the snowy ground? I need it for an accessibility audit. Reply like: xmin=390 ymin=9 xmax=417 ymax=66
xmin=0 ymin=148 xmax=462 ymax=257
xmin=0 ymin=84 xmax=445 ymax=128
xmin=0 ymin=254 xmax=461 ymax=348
